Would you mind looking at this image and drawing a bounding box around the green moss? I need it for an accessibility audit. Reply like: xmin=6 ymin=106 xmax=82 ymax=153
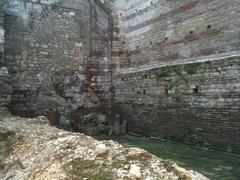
xmin=150 ymin=70 xmax=170 ymax=80
xmin=183 ymin=62 xmax=202 ymax=75
xmin=173 ymin=67 xmax=183 ymax=76
xmin=64 ymin=159 xmax=113 ymax=180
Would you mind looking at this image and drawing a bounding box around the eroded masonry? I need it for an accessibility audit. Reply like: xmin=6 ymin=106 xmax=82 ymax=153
xmin=0 ymin=0 xmax=240 ymax=153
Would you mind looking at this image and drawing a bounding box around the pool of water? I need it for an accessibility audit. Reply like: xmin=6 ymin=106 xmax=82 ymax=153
xmin=101 ymin=137 xmax=240 ymax=180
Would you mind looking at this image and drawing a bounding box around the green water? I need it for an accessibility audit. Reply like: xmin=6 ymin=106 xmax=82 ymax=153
xmin=108 ymin=137 xmax=240 ymax=180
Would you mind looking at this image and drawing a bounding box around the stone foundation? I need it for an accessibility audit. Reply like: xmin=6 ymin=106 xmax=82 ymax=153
xmin=113 ymin=56 xmax=240 ymax=153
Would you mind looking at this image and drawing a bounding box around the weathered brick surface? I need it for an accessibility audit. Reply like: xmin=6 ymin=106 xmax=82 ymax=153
xmin=112 ymin=0 xmax=240 ymax=68
xmin=0 ymin=5 xmax=4 ymax=64
xmin=0 ymin=5 xmax=11 ymax=111
xmin=3 ymin=0 xmax=90 ymax=116
xmin=87 ymin=1 xmax=112 ymax=105
xmin=113 ymin=56 xmax=240 ymax=152
xmin=3 ymin=0 xmax=112 ymax=116
xmin=5 ymin=0 xmax=90 ymax=74
xmin=0 ymin=67 xmax=12 ymax=110
xmin=107 ymin=0 xmax=240 ymax=152
xmin=2 ymin=0 xmax=240 ymax=152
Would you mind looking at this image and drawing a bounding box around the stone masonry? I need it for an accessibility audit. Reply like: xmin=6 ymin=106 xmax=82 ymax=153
xmin=3 ymin=0 xmax=112 ymax=118
xmin=113 ymin=56 xmax=240 ymax=153
xmin=110 ymin=0 xmax=240 ymax=152
xmin=0 ymin=5 xmax=4 ymax=64
xmin=1 ymin=0 xmax=240 ymax=152
xmin=112 ymin=0 xmax=240 ymax=69
xmin=0 ymin=4 xmax=12 ymax=113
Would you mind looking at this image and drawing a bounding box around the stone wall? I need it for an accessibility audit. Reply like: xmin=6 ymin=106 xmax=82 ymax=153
xmin=113 ymin=56 xmax=240 ymax=152
xmin=0 ymin=4 xmax=12 ymax=112
xmin=109 ymin=0 xmax=240 ymax=152
xmin=0 ymin=3 xmax=4 ymax=64
xmin=0 ymin=67 xmax=11 ymax=112
xmin=3 ymin=0 xmax=112 ymax=117
xmin=87 ymin=0 xmax=112 ymax=106
xmin=112 ymin=0 xmax=240 ymax=69
xmin=2 ymin=0 xmax=240 ymax=152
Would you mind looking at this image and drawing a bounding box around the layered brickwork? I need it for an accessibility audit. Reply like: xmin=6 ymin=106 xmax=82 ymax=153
xmin=87 ymin=1 xmax=112 ymax=106
xmin=0 ymin=5 xmax=12 ymax=112
xmin=113 ymin=0 xmax=240 ymax=69
xmin=4 ymin=0 xmax=90 ymax=116
xmin=113 ymin=56 xmax=240 ymax=152
xmin=5 ymin=5 xmax=88 ymax=74
xmin=3 ymin=0 xmax=112 ymax=117
xmin=3 ymin=0 xmax=240 ymax=152
xmin=0 ymin=4 xmax=4 ymax=64
xmin=107 ymin=0 xmax=240 ymax=152
xmin=0 ymin=67 xmax=12 ymax=112
xmin=106 ymin=1 xmax=128 ymax=71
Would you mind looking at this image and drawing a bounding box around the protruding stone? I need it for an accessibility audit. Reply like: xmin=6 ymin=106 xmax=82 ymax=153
xmin=128 ymin=164 xmax=142 ymax=178
xmin=95 ymin=144 xmax=108 ymax=156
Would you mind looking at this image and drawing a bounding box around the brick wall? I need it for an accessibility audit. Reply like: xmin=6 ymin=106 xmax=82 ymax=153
xmin=113 ymin=56 xmax=240 ymax=152
xmin=109 ymin=0 xmax=240 ymax=152
xmin=0 ymin=4 xmax=4 ymax=64
xmin=3 ymin=0 xmax=112 ymax=117
xmin=112 ymin=0 xmax=240 ymax=69
xmin=87 ymin=0 xmax=112 ymax=106
xmin=3 ymin=0 xmax=240 ymax=152
xmin=0 ymin=4 xmax=12 ymax=112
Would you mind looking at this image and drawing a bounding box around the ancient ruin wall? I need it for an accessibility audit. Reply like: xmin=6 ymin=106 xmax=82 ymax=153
xmin=113 ymin=56 xmax=240 ymax=153
xmin=114 ymin=0 xmax=240 ymax=68
xmin=0 ymin=3 xmax=12 ymax=112
xmin=87 ymin=1 xmax=112 ymax=106
xmin=0 ymin=3 xmax=4 ymax=64
xmin=112 ymin=0 xmax=240 ymax=152
xmin=3 ymin=0 xmax=112 ymax=117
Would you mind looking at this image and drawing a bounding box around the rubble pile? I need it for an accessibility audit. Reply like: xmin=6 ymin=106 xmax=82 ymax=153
xmin=0 ymin=112 xmax=208 ymax=180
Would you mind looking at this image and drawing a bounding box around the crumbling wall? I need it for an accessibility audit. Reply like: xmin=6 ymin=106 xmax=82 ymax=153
xmin=0 ymin=4 xmax=12 ymax=113
xmin=0 ymin=5 xmax=4 ymax=64
xmin=3 ymin=0 xmax=112 ymax=119
xmin=0 ymin=67 xmax=11 ymax=113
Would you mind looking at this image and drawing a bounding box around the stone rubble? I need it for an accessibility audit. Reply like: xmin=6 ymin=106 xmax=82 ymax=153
xmin=0 ymin=112 xmax=209 ymax=180
xmin=128 ymin=164 xmax=142 ymax=178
